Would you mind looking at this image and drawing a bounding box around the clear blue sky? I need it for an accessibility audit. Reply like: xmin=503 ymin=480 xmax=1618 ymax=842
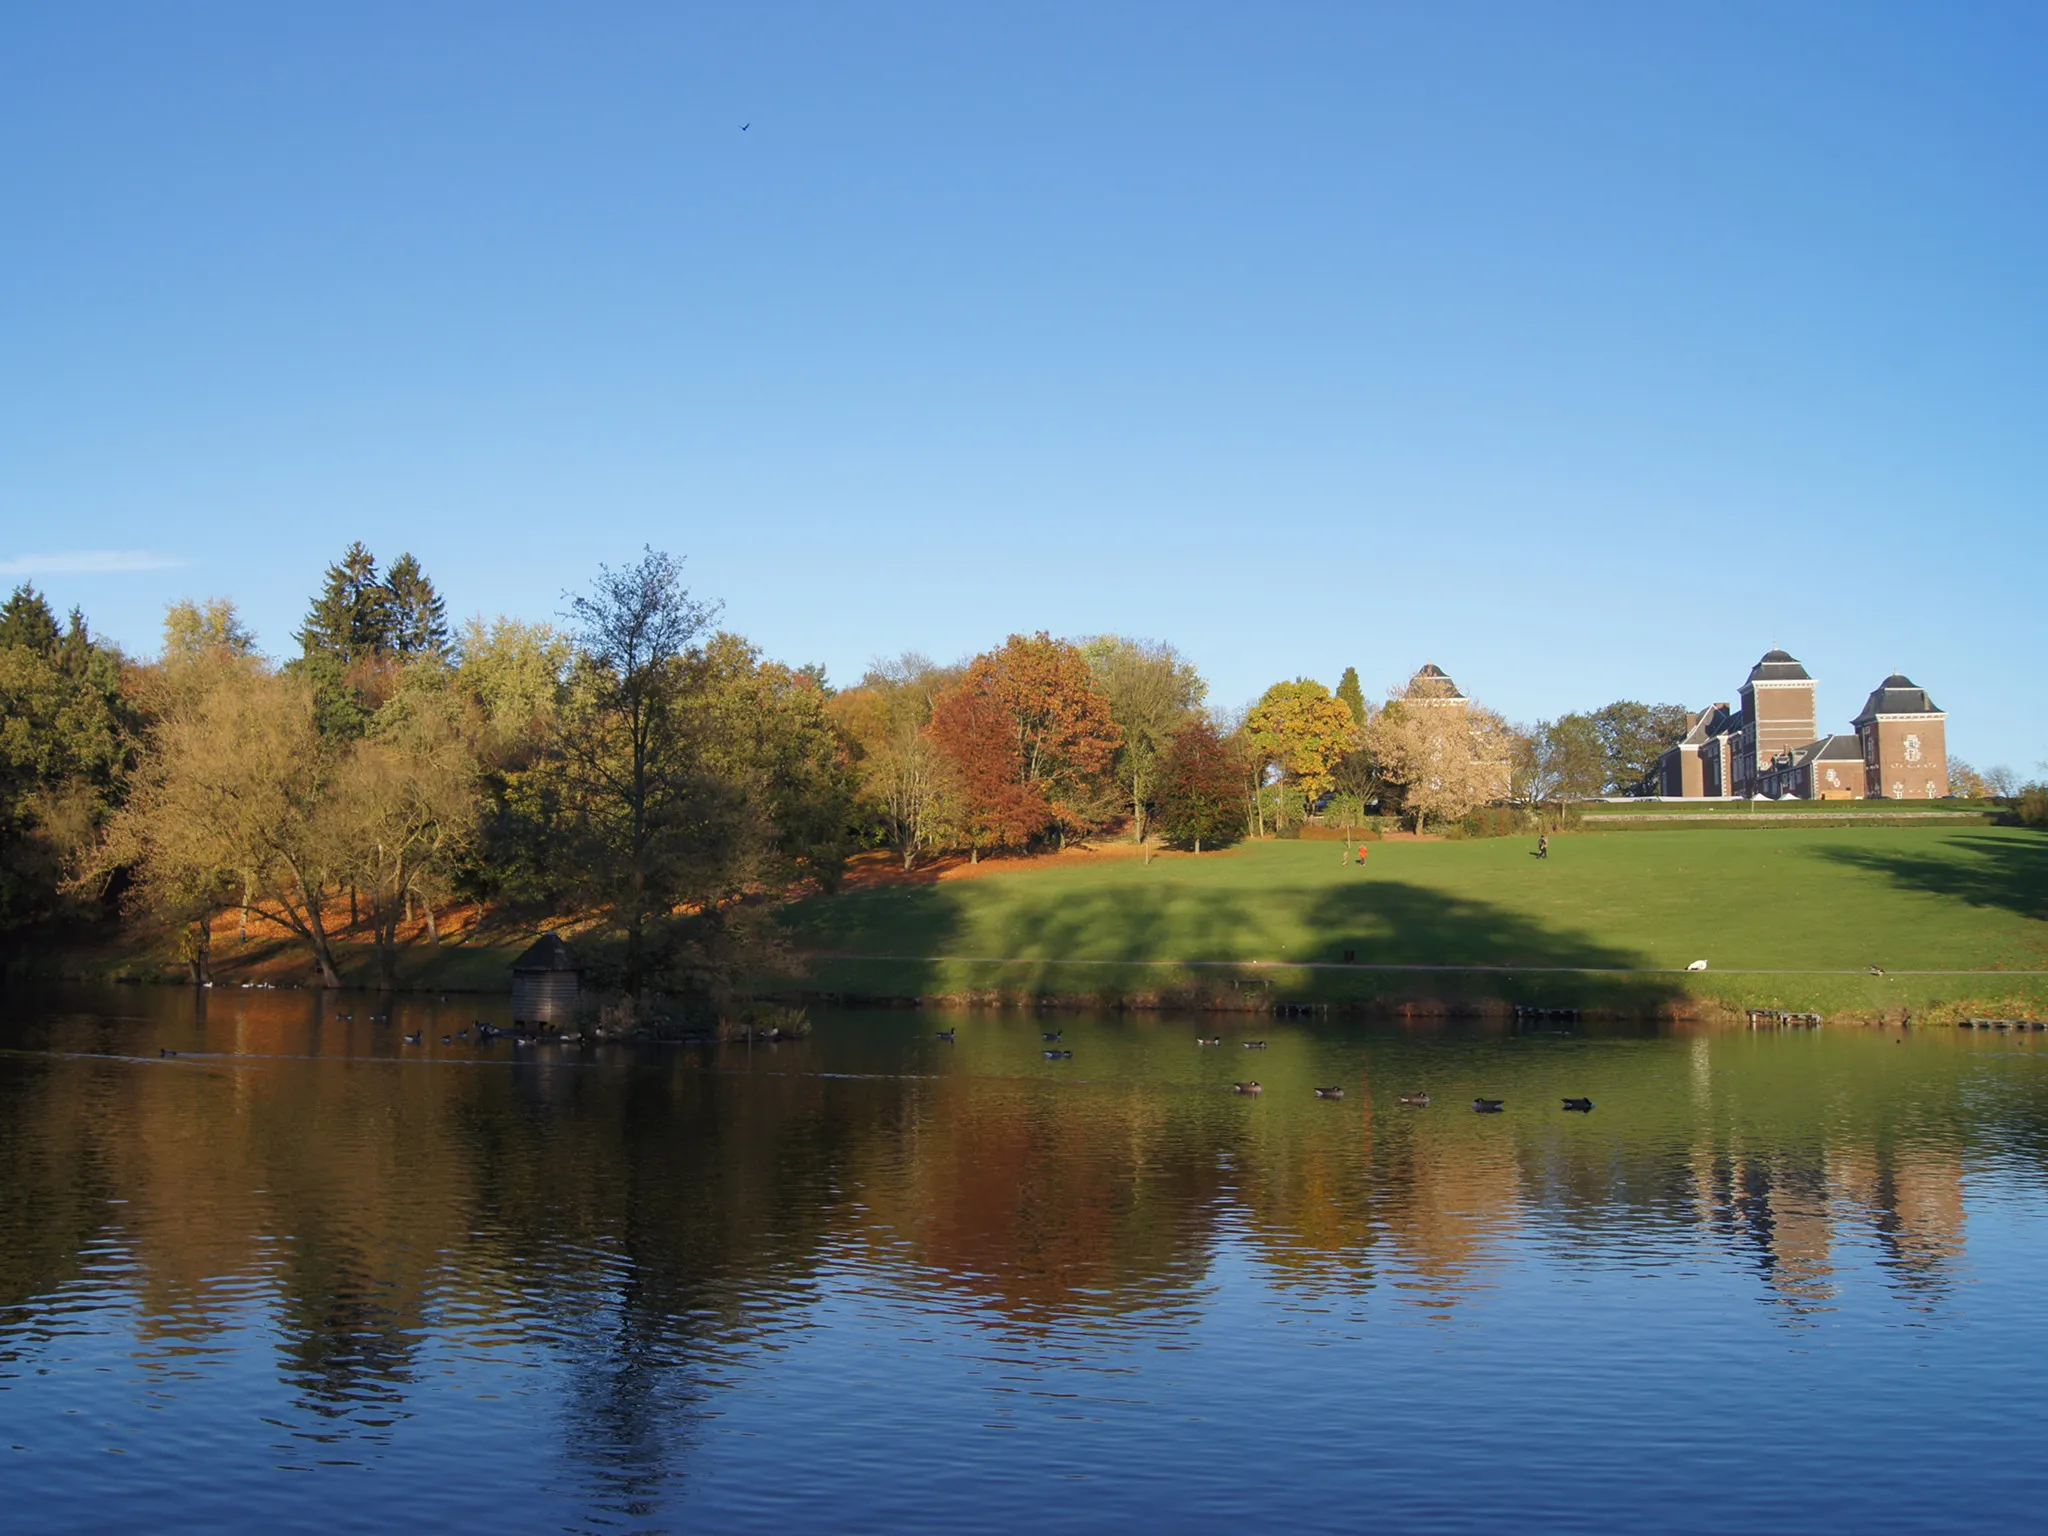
xmin=4 ymin=3 xmax=2043 ymax=769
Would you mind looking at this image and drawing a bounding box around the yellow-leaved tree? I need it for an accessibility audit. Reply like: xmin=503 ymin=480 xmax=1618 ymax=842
xmin=1245 ymin=679 xmax=1358 ymax=825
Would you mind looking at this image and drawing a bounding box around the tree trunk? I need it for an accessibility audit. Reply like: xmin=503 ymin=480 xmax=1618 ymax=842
xmin=308 ymin=919 xmax=342 ymax=989
xmin=349 ymin=882 xmax=358 ymax=929
xmin=187 ymin=917 xmax=211 ymax=985
xmin=424 ymin=896 xmax=439 ymax=944
xmin=1195 ymin=837 xmax=1202 ymax=855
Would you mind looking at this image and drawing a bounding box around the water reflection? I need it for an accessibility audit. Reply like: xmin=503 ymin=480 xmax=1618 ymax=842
xmin=3 ymin=986 xmax=2047 ymax=1531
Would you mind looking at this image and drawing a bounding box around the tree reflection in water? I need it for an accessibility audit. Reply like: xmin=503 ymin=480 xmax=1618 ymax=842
xmin=1 ymin=985 xmax=2042 ymax=1524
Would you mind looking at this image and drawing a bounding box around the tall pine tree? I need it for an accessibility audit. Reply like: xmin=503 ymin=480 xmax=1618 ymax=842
xmin=1335 ymin=666 xmax=1367 ymax=726
xmin=384 ymin=553 xmax=450 ymax=658
xmin=297 ymin=542 xmax=393 ymax=663
xmin=0 ymin=585 xmax=61 ymax=654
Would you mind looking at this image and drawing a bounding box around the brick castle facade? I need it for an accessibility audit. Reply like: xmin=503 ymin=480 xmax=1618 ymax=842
xmin=1655 ymin=650 xmax=1949 ymax=800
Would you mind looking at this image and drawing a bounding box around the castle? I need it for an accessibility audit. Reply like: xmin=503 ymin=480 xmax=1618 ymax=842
xmin=1655 ymin=650 xmax=1949 ymax=800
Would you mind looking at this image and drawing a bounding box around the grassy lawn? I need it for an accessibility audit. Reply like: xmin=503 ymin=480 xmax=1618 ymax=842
xmin=788 ymin=826 xmax=2048 ymax=1019
xmin=1576 ymin=799 xmax=1991 ymax=817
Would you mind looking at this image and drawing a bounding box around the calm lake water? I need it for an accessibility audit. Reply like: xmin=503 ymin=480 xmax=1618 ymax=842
xmin=5 ymin=985 xmax=2048 ymax=1533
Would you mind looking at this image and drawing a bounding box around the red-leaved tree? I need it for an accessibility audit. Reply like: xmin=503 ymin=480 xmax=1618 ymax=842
xmin=1154 ymin=717 xmax=1245 ymax=851
xmin=927 ymin=633 xmax=1120 ymax=856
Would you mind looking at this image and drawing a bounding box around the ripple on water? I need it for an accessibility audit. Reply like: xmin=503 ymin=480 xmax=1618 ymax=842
xmin=4 ymin=997 xmax=2048 ymax=1530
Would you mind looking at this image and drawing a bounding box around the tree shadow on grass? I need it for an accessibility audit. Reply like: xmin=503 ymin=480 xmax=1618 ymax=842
xmin=1812 ymin=832 xmax=2048 ymax=925
xmin=791 ymin=874 xmax=1687 ymax=1013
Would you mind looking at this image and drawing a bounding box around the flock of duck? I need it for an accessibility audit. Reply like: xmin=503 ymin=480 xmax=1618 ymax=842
xmin=933 ymin=1026 xmax=1596 ymax=1113
xmin=397 ymin=1020 xmax=550 ymax=1048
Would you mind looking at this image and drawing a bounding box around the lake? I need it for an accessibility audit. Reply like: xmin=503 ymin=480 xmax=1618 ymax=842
xmin=4 ymin=985 xmax=2047 ymax=1533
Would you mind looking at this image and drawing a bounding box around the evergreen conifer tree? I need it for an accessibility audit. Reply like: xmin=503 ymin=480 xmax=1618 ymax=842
xmin=384 ymin=553 xmax=450 ymax=658
xmin=296 ymin=542 xmax=393 ymax=663
xmin=1335 ymin=666 xmax=1367 ymax=726
xmin=0 ymin=585 xmax=61 ymax=654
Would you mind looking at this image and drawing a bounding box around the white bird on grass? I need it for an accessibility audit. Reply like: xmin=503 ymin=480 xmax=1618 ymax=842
xmin=1687 ymin=959 xmax=1709 ymax=971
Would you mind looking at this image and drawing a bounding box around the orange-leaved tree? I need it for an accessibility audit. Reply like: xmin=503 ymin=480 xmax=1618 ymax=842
xmin=927 ymin=633 xmax=1121 ymax=858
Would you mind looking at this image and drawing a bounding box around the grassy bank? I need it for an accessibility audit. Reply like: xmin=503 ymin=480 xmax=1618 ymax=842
xmin=786 ymin=825 xmax=2048 ymax=1020
xmin=21 ymin=923 xmax=533 ymax=994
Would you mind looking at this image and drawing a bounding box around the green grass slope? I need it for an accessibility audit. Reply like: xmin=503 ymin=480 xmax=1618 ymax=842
xmin=788 ymin=826 xmax=2048 ymax=1018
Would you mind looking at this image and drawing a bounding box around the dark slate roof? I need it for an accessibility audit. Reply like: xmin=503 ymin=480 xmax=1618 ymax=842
xmin=1853 ymin=674 xmax=1942 ymax=724
xmin=511 ymin=931 xmax=581 ymax=974
xmin=1681 ymin=702 xmax=1735 ymax=744
xmin=1746 ymin=649 xmax=1812 ymax=683
xmin=1794 ymin=733 xmax=1864 ymax=766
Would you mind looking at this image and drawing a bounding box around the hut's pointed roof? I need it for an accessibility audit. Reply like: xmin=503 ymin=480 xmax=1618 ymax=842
xmin=511 ymin=931 xmax=581 ymax=973
xmin=1404 ymin=662 xmax=1466 ymax=702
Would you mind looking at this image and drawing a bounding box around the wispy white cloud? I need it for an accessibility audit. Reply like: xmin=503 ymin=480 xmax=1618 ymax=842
xmin=0 ymin=550 xmax=187 ymax=576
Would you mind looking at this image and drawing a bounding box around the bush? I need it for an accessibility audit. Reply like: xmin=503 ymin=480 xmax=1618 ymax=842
xmin=2019 ymin=786 xmax=2048 ymax=828
xmin=1446 ymin=805 xmax=1535 ymax=840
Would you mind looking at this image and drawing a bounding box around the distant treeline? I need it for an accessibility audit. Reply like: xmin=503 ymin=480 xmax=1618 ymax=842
xmin=6 ymin=546 xmax=2028 ymax=1005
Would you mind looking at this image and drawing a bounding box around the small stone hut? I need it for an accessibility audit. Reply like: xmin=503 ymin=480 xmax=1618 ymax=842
xmin=510 ymin=932 xmax=583 ymax=1024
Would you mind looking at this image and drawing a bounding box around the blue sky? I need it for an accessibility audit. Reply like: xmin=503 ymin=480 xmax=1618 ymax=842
xmin=4 ymin=3 xmax=2043 ymax=768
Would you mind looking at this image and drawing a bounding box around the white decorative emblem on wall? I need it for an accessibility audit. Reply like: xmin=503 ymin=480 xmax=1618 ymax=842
xmin=1825 ymin=769 xmax=1840 ymax=787
xmin=1904 ymin=734 xmax=1922 ymax=763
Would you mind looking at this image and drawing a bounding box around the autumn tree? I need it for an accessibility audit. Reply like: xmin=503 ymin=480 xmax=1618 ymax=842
xmin=110 ymin=661 xmax=354 ymax=985
xmin=927 ymin=633 xmax=1120 ymax=858
xmin=1947 ymin=758 xmax=1989 ymax=800
xmin=829 ymin=654 xmax=960 ymax=870
xmin=1367 ymin=698 xmax=1516 ymax=834
xmin=1154 ymin=717 xmax=1244 ymax=852
xmin=458 ymin=614 xmax=571 ymax=738
xmin=329 ymin=673 xmax=482 ymax=986
xmin=1245 ymin=678 xmax=1357 ymax=824
xmin=1083 ymin=636 xmax=1205 ymax=844
xmin=162 ymin=598 xmax=257 ymax=664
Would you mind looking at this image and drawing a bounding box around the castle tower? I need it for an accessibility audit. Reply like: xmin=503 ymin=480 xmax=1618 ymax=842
xmin=1734 ymin=650 xmax=1818 ymax=794
xmin=1853 ymin=675 xmax=1948 ymax=799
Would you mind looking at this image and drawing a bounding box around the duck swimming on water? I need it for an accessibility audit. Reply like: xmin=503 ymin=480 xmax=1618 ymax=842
xmin=1314 ymin=1086 xmax=1344 ymax=1100
xmin=1398 ymin=1092 xmax=1430 ymax=1108
xmin=1234 ymin=1081 xmax=1263 ymax=1095
xmin=1562 ymin=1097 xmax=1595 ymax=1112
xmin=1472 ymin=1098 xmax=1505 ymax=1113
